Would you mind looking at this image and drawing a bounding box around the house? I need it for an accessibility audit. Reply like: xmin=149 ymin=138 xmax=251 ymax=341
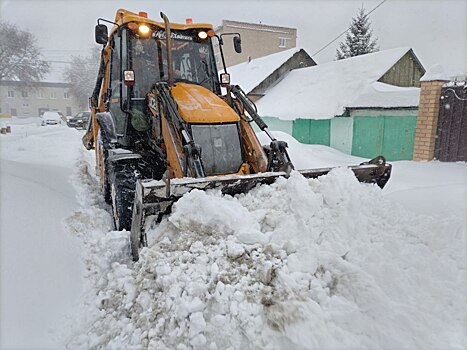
xmin=227 ymin=48 xmax=316 ymax=102
xmin=255 ymin=47 xmax=426 ymax=161
xmin=213 ymin=20 xmax=297 ymax=69
xmin=0 ymin=64 xmax=81 ymax=118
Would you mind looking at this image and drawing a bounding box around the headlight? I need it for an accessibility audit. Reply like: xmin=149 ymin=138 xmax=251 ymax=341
xmin=138 ymin=24 xmax=150 ymax=36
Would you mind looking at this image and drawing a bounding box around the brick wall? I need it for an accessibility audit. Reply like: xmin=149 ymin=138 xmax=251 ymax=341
xmin=413 ymin=80 xmax=447 ymax=160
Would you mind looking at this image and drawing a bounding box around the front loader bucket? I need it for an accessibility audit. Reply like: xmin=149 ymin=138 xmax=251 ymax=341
xmin=130 ymin=156 xmax=391 ymax=261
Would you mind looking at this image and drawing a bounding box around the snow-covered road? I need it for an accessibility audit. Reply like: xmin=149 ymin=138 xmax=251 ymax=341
xmin=0 ymin=118 xmax=465 ymax=349
xmin=0 ymin=120 xmax=84 ymax=348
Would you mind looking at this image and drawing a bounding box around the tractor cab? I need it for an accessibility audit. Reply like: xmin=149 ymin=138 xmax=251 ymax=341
xmin=90 ymin=10 xmax=239 ymax=144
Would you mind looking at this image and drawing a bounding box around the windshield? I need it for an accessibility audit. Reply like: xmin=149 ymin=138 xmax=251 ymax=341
xmin=130 ymin=28 xmax=219 ymax=97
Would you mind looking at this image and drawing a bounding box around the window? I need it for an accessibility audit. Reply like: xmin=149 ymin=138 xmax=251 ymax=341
xmin=50 ymin=91 xmax=57 ymax=99
xmin=21 ymin=91 xmax=28 ymax=98
xmin=279 ymin=37 xmax=288 ymax=48
xmin=64 ymin=91 xmax=70 ymax=99
xmin=109 ymin=31 xmax=127 ymax=135
xmin=23 ymin=103 xmax=29 ymax=107
xmin=7 ymin=90 xmax=14 ymax=98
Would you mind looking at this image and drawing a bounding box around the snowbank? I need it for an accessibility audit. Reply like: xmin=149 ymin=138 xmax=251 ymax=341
xmin=66 ymin=156 xmax=466 ymax=349
xmin=3 ymin=121 xmax=464 ymax=349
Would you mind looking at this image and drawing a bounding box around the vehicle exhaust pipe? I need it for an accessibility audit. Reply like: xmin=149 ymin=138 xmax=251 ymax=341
xmin=160 ymin=12 xmax=174 ymax=87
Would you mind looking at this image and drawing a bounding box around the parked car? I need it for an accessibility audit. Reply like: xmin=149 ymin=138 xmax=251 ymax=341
xmin=67 ymin=111 xmax=90 ymax=129
xmin=40 ymin=111 xmax=63 ymax=126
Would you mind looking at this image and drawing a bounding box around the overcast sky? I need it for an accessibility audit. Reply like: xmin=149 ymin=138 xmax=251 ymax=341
xmin=1 ymin=0 xmax=466 ymax=77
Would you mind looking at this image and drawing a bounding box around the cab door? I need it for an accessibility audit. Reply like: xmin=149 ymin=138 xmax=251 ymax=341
xmin=108 ymin=29 xmax=128 ymax=136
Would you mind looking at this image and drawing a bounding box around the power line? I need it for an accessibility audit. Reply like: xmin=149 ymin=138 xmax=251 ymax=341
xmin=311 ymin=0 xmax=388 ymax=58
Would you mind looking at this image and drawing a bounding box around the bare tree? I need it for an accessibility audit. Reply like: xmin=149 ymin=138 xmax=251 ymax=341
xmin=336 ymin=7 xmax=379 ymax=60
xmin=63 ymin=46 xmax=101 ymax=109
xmin=0 ymin=21 xmax=49 ymax=82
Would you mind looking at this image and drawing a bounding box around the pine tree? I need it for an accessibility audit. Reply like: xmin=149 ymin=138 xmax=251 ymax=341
xmin=336 ymin=7 xmax=379 ymax=60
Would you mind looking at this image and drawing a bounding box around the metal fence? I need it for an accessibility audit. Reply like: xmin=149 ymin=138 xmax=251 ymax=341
xmin=435 ymin=82 xmax=467 ymax=162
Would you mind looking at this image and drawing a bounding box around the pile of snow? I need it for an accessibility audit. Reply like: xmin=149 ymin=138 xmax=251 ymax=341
xmin=2 ymin=120 xmax=464 ymax=349
xmin=65 ymin=148 xmax=466 ymax=349
xmin=256 ymin=47 xmax=419 ymax=120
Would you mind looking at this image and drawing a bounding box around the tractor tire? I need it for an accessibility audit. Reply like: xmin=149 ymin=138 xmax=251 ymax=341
xmin=110 ymin=163 xmax=136 ymax=231
xmin=97 ymin=129 xmax=111 ymax=204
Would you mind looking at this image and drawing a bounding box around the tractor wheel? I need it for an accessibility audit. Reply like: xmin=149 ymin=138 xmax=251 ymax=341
xmin=97 ymin=129 xmax=111 ymax=204
xmin=110 ymin=164 xmax=136 ymax=231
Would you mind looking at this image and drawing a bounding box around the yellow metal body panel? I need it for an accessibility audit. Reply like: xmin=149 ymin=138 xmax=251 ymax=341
xmin=171 ymin=83 xmax=240 ymax=124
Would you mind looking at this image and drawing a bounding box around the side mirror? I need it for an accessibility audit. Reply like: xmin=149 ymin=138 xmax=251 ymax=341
xmin=95 ymin=24 xmax=108 ymax=45
xmin=233 ymin=36 xmax=242 ymax=53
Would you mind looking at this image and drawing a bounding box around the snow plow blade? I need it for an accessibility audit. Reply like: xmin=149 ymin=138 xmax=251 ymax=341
xmin=130 ymin=156 xmax=391 ymax=261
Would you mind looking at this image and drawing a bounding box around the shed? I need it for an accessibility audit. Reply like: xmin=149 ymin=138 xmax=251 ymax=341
xmin=255 ymin=47 xmax=425 ymax=160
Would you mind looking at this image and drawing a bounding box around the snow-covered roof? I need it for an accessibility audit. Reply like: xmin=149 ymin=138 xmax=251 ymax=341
xmin=226 ymin=48 xmax=303 ymax=93
xmin=420 ymin=63 xmax=467 ymax=82
xmin=256 ymin=47 xmax=419 ymax=120
xmin=347 ymin=82 xmax=420 ymax=109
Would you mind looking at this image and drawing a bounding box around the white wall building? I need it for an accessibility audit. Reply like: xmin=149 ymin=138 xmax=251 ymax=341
xmin=0 ymin=63 xmax=82 ymax=118
xmin=0 ymin=81 xmax=81 ymax=117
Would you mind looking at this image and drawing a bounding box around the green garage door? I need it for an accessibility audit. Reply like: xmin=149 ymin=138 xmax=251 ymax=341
xmin=292 ymin=119 xmax=331 ymax=145
xmin=382 ymin=116 xmax=417 ymax=160
xmin=352 ymin=117 xmax=384 ymax=158
xmin=352 ymin=115 xmax=417 ymax=160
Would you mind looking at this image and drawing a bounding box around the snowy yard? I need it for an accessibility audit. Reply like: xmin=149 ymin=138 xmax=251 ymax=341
xmin=0 ymin=117 xmax=465 ymax=349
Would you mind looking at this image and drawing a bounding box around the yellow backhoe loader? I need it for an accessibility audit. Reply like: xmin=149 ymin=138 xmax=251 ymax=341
xmin=83 ymin=9 xmax=392 ymax=261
